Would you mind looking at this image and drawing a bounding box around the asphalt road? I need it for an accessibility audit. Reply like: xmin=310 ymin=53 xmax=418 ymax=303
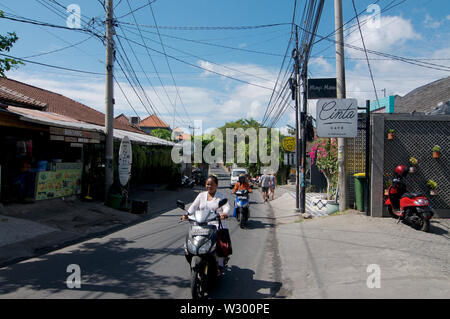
xmin=0 ymin=166 xmax=286 ymax=299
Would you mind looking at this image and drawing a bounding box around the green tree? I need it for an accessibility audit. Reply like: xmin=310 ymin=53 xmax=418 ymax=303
xmin=217 ymin=118 xmax=289 ymax=179
xmin=151 ymin=128 xmax=172 ymax=141
xmin=0 ymin=10 xmax=23 ymax=77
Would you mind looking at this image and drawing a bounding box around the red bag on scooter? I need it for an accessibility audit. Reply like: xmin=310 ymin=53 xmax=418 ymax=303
xmin=216 ymin=220 xmax=232 ymax=257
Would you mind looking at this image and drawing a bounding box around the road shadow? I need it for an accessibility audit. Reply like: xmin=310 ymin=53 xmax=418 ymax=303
xmin=243 ymin=219 xmax=275 ymax=230
xmin=0 ymin=238 xmax=189 ymax=298
xmin=394 ymin=218 xmax=450 ymax=238
xmin=208 ymin=265 xmax=283 ymax=299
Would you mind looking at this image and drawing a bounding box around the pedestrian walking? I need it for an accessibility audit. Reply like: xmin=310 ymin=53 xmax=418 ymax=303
xmin=269 ymin=173 xmax=276 ymax=201
xmin=259 ymin=170 xmax=271 ymax=202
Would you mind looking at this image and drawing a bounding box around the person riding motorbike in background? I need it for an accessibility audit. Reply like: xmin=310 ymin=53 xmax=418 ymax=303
xmin=232 ymin=174 xmax=253 ymax=194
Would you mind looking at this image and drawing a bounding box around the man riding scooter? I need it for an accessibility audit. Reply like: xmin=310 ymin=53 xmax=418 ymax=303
xmin=232 ymin=174 xmax=252 ymax=228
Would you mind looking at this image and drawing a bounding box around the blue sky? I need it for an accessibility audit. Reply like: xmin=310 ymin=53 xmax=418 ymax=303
xmin=1 ymin=0 xmax=449 ymax=133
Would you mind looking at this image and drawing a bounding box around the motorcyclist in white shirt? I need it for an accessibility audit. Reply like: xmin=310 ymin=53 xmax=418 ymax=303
xmin=182 ymin=175 xmax=231 ymax=274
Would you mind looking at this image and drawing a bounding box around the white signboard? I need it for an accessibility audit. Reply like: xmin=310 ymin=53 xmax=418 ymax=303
xmin=316 ymin=98 xmax=358 ymax=138
xmin=118 ymin=136 xmax=132 ymax=186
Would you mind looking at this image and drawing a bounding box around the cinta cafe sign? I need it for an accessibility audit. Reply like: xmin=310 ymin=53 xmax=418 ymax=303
xmin=316 ymin=99 xmax=358 ymax=138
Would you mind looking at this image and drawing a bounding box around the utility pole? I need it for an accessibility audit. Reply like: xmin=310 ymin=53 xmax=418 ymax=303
xmin=300 ymin=63 xmax=307 ymax=215
xmin=291 ymin=26 xmax=300 ymax=212
xmin=335 ymin=0 xmax=347 ymax=212
xmin=104 ymin=0 xmax=115 ymax=199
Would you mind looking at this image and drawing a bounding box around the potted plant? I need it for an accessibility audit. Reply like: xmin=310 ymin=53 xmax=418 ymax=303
xmin=432 ymin=145 xmax=441 ymax=158
xmin=409 ymin=157 xmax=418 ymax=173
xmin=309 ymin=138 xmax=339 ymax=213
xmin=427 ymin=179 xmax=437 ymax=196
xmin=387 ymin=129 xmax=395 ymax=140
xmin=384 ymin=180 xmax=392 ymax=196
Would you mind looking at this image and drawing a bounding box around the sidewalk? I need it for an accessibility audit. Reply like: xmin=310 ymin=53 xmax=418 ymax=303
xmin=0 ymin=185 xmax=200 ymax=268
xmin=268 ymin=191 xmax=450 ymax=298
xmin=277 ymin=184 xmax=330 ymax=217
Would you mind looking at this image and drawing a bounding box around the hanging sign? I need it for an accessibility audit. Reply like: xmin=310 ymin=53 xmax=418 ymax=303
xmin=118 ymin=136 xmax=132 ymax=186
xmin=316 ymin=98 xmax=358 ymax=138
xmin=307 ymin=78 xmax=337 ymax=99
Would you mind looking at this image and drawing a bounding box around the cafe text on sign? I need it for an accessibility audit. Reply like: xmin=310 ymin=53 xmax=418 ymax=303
xmin=316 ymin=99 xmax=358 ymax=138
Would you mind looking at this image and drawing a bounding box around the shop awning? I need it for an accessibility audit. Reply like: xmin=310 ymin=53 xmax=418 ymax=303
xmin=3 ymin=106 xmax=178 ymax=147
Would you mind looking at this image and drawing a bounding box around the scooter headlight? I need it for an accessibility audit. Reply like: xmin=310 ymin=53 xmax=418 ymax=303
xmin=187 ymin=240 xmax=197 ymax=254
xmin=198 ymin=240 xmax=212 ymax=255
xmin=414 ymin=199 xmax=428 ymax=206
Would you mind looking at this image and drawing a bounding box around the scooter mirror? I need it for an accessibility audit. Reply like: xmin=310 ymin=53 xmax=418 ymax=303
xmin=176 ymin=200 xmax=186 ymax=210
xmin=218 ymin=198 xmax=228 ymax=208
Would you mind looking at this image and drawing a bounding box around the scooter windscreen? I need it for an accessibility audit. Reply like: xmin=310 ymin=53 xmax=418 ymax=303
xmin=189 ymin=210 xmax=217 ymax=224
xmin=235 ymin=190 xmax=249 ymax=196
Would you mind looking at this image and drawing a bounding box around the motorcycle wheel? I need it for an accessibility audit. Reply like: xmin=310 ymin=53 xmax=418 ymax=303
xmin=420 ymin=218 xmax=430 ymax=232
xmin=240 ymin=210 xmax=247 ymax=229
xmin=409 ymin=211 xmax=430 ymax=232
xmin=191 ymin=268 xmax=205 ymax=300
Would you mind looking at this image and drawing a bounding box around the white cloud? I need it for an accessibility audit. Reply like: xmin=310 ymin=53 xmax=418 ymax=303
xmin=345 ymin=15 xmax=420 ymax=58
xmin=310 ymin=56 xmax=333 ymax=74
xmin=423 ymin=13 xmax=450 ymax=29
xmin=424 ymin=14 xmax=442 ymax=28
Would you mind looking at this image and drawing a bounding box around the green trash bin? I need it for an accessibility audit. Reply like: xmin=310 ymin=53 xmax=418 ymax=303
xmin=106 ymin=193 xmax=122 ymax=210
xmin=354 ymin=173 xmax=366 ymax=212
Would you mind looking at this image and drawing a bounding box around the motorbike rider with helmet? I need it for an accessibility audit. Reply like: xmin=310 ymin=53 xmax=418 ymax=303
xmin=232 ymin=174 xmax=253 ymax=194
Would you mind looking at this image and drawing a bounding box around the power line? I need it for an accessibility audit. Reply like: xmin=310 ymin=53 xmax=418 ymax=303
xmin=115 ymin=5 xmax=189 ymax=126
xmin=146 ymin=0 xmax=193 ymax=125
xmin=296 ymin=24 xmax=450 ymax=72
xmin=114 ymin=35 xmax=169 ymax=127
xmin=0 ymin=13 xmax=102 ymax=39
xmin=116 ymin=0 xmax=158 ymax=19
xmin=0 ymin=53 xmax=104 ymax=75
xmin=120 ymin=26 xmax=276 ymax=84
xmin=19 ymin=35 xmax=94 ymax=59
xmin=351 ymin=0 xmax=380 ymax=109
xmin=119 ymin=24 xmax=287 ymax=58
xmin=115 ymin=26 xmax=190 ymax=127
xmin=113 ymin=75 xmax=140 ymax=119
xmin=117 ymin=21 xmax=291 ymax=31
xmin=311 ymin=0 xmax=406 ymax=59
xmin=115 ymin=34 xmax=277 ymax=91
xmin=261 ymin=0 xmax=298 ymax=126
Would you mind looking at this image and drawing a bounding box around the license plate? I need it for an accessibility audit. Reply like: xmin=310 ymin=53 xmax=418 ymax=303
xmin=191 ymin=227 xmax=210 ymax=236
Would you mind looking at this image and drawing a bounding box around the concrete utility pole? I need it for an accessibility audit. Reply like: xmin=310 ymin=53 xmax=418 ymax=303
xmin=292 ymin=26 xmax=300 ymax=212
xmin=300 ymin=63 xmax=307 ymax=215
xmin=335 ymin=0 xmax=347 ymax=211
xmin=104 ymin=0 xmax=115 ymax=199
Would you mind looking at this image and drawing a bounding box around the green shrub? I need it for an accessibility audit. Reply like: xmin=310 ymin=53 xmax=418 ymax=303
xmin=426 ymin=180 xmax=437 ymax=190
xmin=432 ymin=145 xmax=441 ymax=152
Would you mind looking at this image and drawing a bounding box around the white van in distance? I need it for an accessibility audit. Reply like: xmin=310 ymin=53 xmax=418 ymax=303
xmin=230 ymin=168 xmax=248 ymax=188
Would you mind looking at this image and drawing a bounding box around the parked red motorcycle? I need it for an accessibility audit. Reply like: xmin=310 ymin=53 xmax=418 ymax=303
xmin=384 ymin=165 xmax=434 ymax=232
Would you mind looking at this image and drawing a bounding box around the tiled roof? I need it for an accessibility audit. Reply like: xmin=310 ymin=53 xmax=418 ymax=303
xmin=0 ymin=77 xmax=144 ymax=133
xmin=140 ymin=114 xmax=170 ymax=128
xmin=0 ymin=85 xmax=47 ymax=109
xmin=395 ymin=77 xmax=450 ymax=113
xmin=115 ymin=113 xmax=130 ymax=125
